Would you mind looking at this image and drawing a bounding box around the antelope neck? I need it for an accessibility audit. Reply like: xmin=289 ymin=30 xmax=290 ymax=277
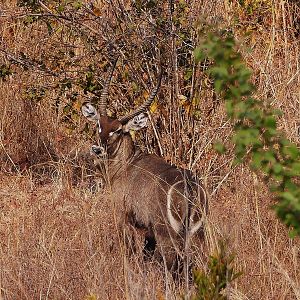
xmin=107 ymin=135 xmax=137 ymax=181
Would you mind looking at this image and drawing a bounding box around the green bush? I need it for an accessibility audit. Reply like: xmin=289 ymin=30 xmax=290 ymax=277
xmin=194 ymin=32 xmax=300 ymax=237
xmin=192 ymin=241 xmax=241 ymax=300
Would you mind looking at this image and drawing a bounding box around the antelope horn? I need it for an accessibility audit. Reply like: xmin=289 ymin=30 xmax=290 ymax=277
xmin=98 ymin=56 xmax=119 ymax=116
xmin=119 ymin=68 xmax=162 ymax=124
xmin=167 ymin=182 xmax=182 ymax=234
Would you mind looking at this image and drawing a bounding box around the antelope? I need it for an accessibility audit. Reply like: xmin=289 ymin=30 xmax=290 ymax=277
xmin=81 ymin=62 xmax=207 ymax=274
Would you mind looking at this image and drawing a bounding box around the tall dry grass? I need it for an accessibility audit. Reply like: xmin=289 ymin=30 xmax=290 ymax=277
xmin=0 ymin=0 xmax=300 ymax=299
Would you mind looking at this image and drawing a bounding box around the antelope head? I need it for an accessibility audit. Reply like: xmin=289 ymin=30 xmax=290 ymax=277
xmin=82 ymin=61 xmax=162 ymax=161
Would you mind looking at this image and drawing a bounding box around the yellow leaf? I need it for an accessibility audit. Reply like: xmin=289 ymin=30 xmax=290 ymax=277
xmin=156 ymin=289 xmax=165 ymax=300
xmin=150 ymin=99 xmax=158 ymax=113
xmin=64 ymin=127 xmax=73 ymax=136
xmin=143 ymin=90 xmax=149 ymax=99
xmin=192 ymin=97 xmax=200 ymax=106
xmin=193 ymin=109 xmax=202 ymax=120
xmin=107 ymin=109 xmax=113 ymax=117
xmin=178 ymin=94 xmax=187 ymax=106
xmin=204 ymin=76 xmax=211 ymax=87
xmin=85 ymin=293 xmax=97 ymax=300
xmin=93 ymin=8 xmax=101 ymax=16
xmin=73 ymin=100 xmax=81 ymax=112
xmin=129 ymin=130 xmax=136 ymax=140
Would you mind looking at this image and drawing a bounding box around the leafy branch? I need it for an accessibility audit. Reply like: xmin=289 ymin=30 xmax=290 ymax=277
xmin=194 ymin=32 xmax=300 ymax=237
xmin=192 ymin=240 xmax=242 ymax=300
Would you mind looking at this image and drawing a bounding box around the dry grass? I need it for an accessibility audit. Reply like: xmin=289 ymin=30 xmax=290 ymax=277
xmin=0 ymin=173 xmax=184 ymax=299
xmin=1 ymin=0 xmax=300 ymax=299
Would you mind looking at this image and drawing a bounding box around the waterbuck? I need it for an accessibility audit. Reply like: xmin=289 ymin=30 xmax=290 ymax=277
xmin=81 ymin=62 xmax=207 ymax=274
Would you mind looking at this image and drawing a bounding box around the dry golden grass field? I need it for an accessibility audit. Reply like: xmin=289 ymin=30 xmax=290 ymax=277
xmin=0 ymin=0 xmax=300 ymax=299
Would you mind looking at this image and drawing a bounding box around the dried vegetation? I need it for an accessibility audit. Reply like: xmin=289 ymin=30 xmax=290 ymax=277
xmin=0 ymin=0 xmax=300 ymax=299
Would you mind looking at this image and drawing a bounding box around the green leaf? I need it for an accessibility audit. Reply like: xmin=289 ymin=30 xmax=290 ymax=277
xmin=282 ymin=144 xmax=300 ymax=160
xmin=225 ymin=100 xmax=234 ymax=117
xmin=214 ymin=79 xmax=224 ymax=93
xmin=194 ymin=47 xmax=205 ymax=63
xmin=289 ymin=229 xmax=298 ymax=239
xmin=251 ymin=152 xmax=263 ymax=170
xmin=263 ymin=128 xmax=277 ymax=139
xmin=210 ymin=66 xmax=229 ymax=79
xmin=233 ymin=128 xmax=260 ymax=147
xmin=239 ymin=82 xmax=253 ymax=96
xmin=57 ymin=4 xmax=65 ymax=12
xmin=237 ymin=67 xmax=252 ymax=82
xmin=214 ymin=142 xmax=226 ymax=154
xmin=264 ymin=116 xmax=277 ymax=130
xmin=245 ymin=108 xmax=263 ymax=125
xmin=73 ymin=1 xmax=82 ymax=9
xmin=272 ymin=108 xmax=283 ymax=116
xmin=280 ymin=191 xmax=299 ymax=206
xmin=285 ymin=162 xmax=300 ymax=177
xmin=184 ymin=69 xmax=193 ymax=81
xmin=272 ymin=163 xmax=283 ymax=174
xmin=234 ymin=101 xmax=248 ymax=118
xmin=291 ymin=162 xmax=300 ymax=176
xmin=228 ymin=86 xmax=241 ymax=99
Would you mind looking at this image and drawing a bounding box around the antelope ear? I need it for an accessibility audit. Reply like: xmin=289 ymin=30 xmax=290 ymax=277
xmin=123 ymin=113 xmax=148 ymax=132
xmin=81 ymin=102 xmax=99 ymax=122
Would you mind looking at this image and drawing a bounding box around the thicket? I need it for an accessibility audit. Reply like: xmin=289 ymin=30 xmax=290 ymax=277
xmin=3 ymin=0 xmax=298 ymax=237
xmin=1 ymin=0 xmax=300 ymax=298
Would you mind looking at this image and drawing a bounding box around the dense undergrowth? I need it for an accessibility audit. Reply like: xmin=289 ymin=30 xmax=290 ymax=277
xmin=1 ymin=0 xmax=300 ymax=299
